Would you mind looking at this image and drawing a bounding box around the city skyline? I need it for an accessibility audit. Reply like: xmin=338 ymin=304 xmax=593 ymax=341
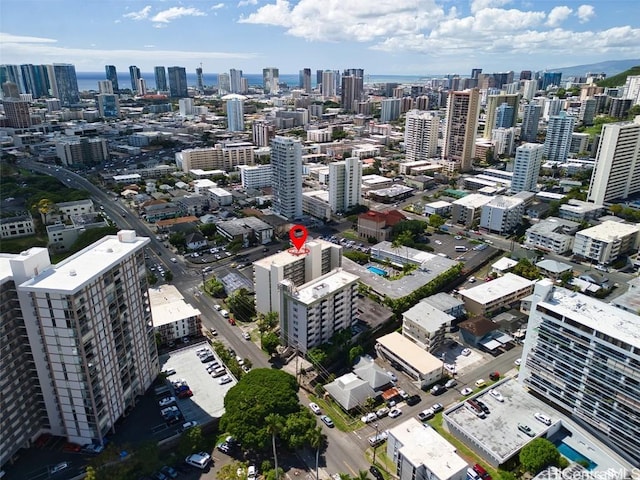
xmin=1 ymin=0 xmax=639 ymax=75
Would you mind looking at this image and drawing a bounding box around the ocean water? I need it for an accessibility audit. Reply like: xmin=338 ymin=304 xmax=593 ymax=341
xmin=76 ymin=72 xmax=431 ymax=92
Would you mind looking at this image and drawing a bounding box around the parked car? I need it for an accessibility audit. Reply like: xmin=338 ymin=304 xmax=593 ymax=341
xmin=476 ymin=400 xmax=490 ymax=414
xmin=431 ymin=403 xmax=444 ymax=413
xmin=161 ymin=466 xmax=179 ymax=479
xmin=534 ymin=412 xmax=552 ymax=426
xmin=370 ymin=466 xmax=384 ymax=480
xmin=430 ymin=385 xmax=446 ymax=396
xmin=320 ymin=415 xmax=334 ymax=428
xmin=376 ymin=407 xmax=390 ymax=418
xmin=445 ymin=379 xmax=458 ymax=388
xmin=475 ymin=379 xmax=486 ymax=388
xmin=50 ymin=463 xmax=69 ymax=474
xmin=406 ymin=394 xmax=421 ymax=406
xmin=218 ymin=375 xmax=232 ymax=385
xmin=514 ymin=358 xmax=522 ymax=366
xmin=417 ymin=408 xmax=434 ymax=421
xmin=489 ymin=371 xmax=500 ymax=381
xmin=177 ymin=389 xmax=193 ymax=399
xmin=184 ymin=452 xmax=211 ymax=469
xmin=159 ymin=397 xmax=176 ymax=407
xmin=309 ymin=402 xmax=322 ymax=415
xmin=388 ymin=407 xmax=402 ymax=418
xmin=243 ymin=332 xmax=251 ymax=340
xmin=461 ymin=348 xmax=472 ymax=356
xmin=489 ymin=389 xmax=504 ymax=402
xmin=386 ymin=371 xmax=398 ymax=382
xmin=518 ymin=423 xmax=535 ymax=437
xmin=361 ymin=412 xmax=378 ymax=423
xmin=460 ymin=387 xmax=473 ymax=396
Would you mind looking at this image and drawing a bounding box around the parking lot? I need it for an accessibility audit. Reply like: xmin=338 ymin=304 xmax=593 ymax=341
xmin=159 ymin=343 xmax=238 ymax=426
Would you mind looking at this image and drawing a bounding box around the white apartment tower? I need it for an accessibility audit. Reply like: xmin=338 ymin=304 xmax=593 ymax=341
xmin=520 ymin=280 xmax=640 ymax=466
xmin=511 ymin=143 xmax=544 ymax=193
xmin=587 ymin=116 xmax=640 ymax=204
xmin=279 ymin=268 xmax=359 ymax=353
xmin=224 ymin=94 xmax=245 ymax=132
xmin=443 ymin=88 xmax=480 ymax=172
xmin=321 ymin=70 xmax=337 ymax=98
xmin=329 ymin=157 xmax=362 ymax=213
xmin=0 ymin=232 xmax=158 ymax=465
xmin=271 ymin=136 xmax=303 ymax=220
xmin=543 ymin=112 xmax=575 ymax=163
xmin=253 ymin=239 xmax=342 ymax=315
xmin=404 ymin=110 xmax=439 ymax=162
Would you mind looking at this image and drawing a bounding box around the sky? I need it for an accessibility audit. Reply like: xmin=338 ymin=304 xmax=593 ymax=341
xmin=1 ymin=0 xmax=639 ymax=75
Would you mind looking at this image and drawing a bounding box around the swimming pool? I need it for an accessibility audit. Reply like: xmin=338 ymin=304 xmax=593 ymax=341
xmin=367 ymin=265 xmax=388 ymax=277
xmin=555 ymin=441 xmax=598 ymax=470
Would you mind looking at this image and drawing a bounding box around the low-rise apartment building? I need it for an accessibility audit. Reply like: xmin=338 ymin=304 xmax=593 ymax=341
xmin=558 ymin=199 xmax=605 ymax=222
xmin=459 ymin=273 xmax=535 ymax=316
xmin=402 ymin=300 xmax=455 ymax=353
xmin=451 ymin=194 xmax=492 ymax=228
xmin=480 ymin=196 xmax=524 ymax=234
xmin=524 ymin=217 xmax=580 ymax=254
xmin=572 ymin=220 xmax=640 ymax=265
xmin=216 ymin=217 xmax=273 ymax=247
xmin=0 ymin=214 xmax=35 ymax=239
xmin=149 ymin=284 xmax=202 ymax=344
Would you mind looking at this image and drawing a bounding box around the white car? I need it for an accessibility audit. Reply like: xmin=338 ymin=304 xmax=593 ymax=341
xmin=461 ymin=348 xmax=472 ymax=356
xmin=514 ymin=358 xmax=522 ymax=366
xmin=460 ymin=387 xmax=473 ymax=396
xmin=397 ymin=389 xmax=409 ymax=399
xmin=236 ymin=355 xmax=245 ymax=366
xmin=489 ymin=389 xmax=504 ymax=402
xmin=435 ymin=240 xmax=442 ymax=245
xmin=361 ymin=412 xmax=378 ymax=423
xmin=386 ymin=371 xmax=398 ymax=382
xmin=248 ymin=465 xmax=257 ymax=480
xmin=309 ymin=402 xmax=322 ymax=415
xmin=181 ymin=420 xmax=198 ymax=431
xmin=158 ymin=396 xmax=176 ymax=407
xmin=50 ymin=462 xmax=69 ymax=474
xmin=213 ymin=304 xmax=222 ymax=311
xmin=534 ymin=412 xmax=552 ymax=426
xmin=218 ymin=375 xmax=232 ymax=385
xmin=376 ymin=407 xmax=389 ymax=418
xmin=388 ymin=407 xmax=402 ymax=418
xmin=243 ymin=332 xmax=251 ymax=340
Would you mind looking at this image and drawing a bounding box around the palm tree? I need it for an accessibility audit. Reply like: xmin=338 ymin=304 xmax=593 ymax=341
xmin=265 ymin=413 xmax=284 ymax=480
xmin=307 ymin=427 xmax=325 ymax=480
xmin=354 ymin=470 xmax=369 ymax=480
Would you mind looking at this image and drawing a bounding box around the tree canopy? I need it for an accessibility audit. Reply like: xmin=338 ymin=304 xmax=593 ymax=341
xmin=519 ymin=438 xmax=560 ymax=474
xmin=220 ymin=369 xmax=317 ymax=453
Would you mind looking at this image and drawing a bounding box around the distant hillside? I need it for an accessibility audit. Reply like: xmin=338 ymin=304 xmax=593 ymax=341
xmin=596 ymin=66 xmax=640 ymax=88
xmin=545 ymin=59 xmax=640 ymax=79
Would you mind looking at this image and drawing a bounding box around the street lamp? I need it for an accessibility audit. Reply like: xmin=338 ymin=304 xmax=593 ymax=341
xmin=372 ymin=423 xmax=379 ymax=466
xmin=441 ymin=352 xmax=446 ymax=377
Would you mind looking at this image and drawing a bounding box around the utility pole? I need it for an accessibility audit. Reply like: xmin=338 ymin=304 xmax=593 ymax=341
xmin=372 ymin=423 xmax=379 ymax=466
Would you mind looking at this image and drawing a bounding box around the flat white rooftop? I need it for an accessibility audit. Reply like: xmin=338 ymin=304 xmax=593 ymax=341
xmin=291 ymin=269 xmax=359 ymax=305
xmin=149 ymin=284 xmax=201 ymax=327
xmin=388 ymin=418 xmax=468 ymax=478
xmin=459 ymin=273 xmax=534 ymax=305
xmin=577 ymin=220 xmax=640 ymax=242
xmin=452 ymin=193 xmax=493 ymax=209
xmin=253 ymin=239 xmax=336 ymax=269
xmin=377 ymin=332 xmax=443 ymax=374
xmin=20 ymin=232 xmax=149 ymax=294
xmin=404 ymin=300 xmax=455 ymax=332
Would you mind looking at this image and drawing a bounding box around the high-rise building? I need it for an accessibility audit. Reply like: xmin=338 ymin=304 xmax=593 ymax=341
xmin=0 ymin=232 xmax=159 ymax=466
xmin=316 ymin=69 xmax=323 ymax=87
xmin=623 ymin=75 xmax=640 ymax=105
xmin=511 ymin=143 xmax=544 ymax=193
xmin=262 ymin=67 xmax=279 ymax=94
xmin=56 ymin=138 xmax=109 ymax=166
xmin=253 ymin=239 xmax=343 ymax=315
xmin=97 ymin=80 xmax=113 ymax=94
xmin=442 ymin=88 xmax=480 ymax=172
xmin=2 ymin=99 xmax=31 ymax=128
xmin=341 ymin=69 xmax=364 ymax=112
xmin=520 ymin=104 xmax=541 ymax=143
xmin=321 ymin=70 xmax=336 ymax=98
xmin=52 ymin=64 xmax=80 ymax=107
xmin=520 ymin=280 xmax=640 ymax=466
xmin=542 ymin=97 xmax=563 ymax=121
xmin=483 ymin=93 xmax=520 ymax=138
xmin=178 ymin=98 xmax=194 ymax=116
xmin=105 ymin=65 xmax=119 ymax=93
xmin=471 ymin=68 xmax=482 ymax=80
xmin=96 ymin=94 xmax=120 ymax=118
xmin=136 ymin=78 xmax=147 ymax=96
xmin=299 ymin=68 xmax=311 ymax=93
xmin=329 ymin=157 xmax=362 ymax=213
xmin=129 ymin=65 xmax=141 ymax=92
xmin=404 ymin=110 xmax=439 ymax=162
xmin=196 ymin=66 xmax=204 ymax=92
xmin=20 ymin=64 xmax=49 ymax=98
xmin=218 ymin=73 xmax=230 ymax=94
xmin=271 ymin=136 xmax=302 ymax=221
xmin=279 ymin=269 xmax=359 ymax=353
xmin=380 ymin=98 xmax=401 ymax=122
xmin=522 ymin=79 xmax=537 ymax=101
xmin=168 ymin=66 xmax=188 ymax=98
xmin=543 ymin=112 xmax=575 ymax=163
xmin=154 ymin=66 xmax=167 ymax=91
xmin=579 ymin=98 xmax=597 ymax=126
xmin=2 ymin=81 xmax=20 ymax=99
xmin=587 ymin=116 xmax=640 ymax=204
xmin=229 ymin=69 xmax=243 ymax=94
xmin=494 ymin=102 xmax=515 ymax=129
xmin=541 ymin=71 xmax=562 ymax=90
xmin=252 ymin=120 xmax=275 ymax=147
xmin=0 ymin=64 xmax=24 ymax=93
xmin=224 ymin=94 xmax=245 ymax=132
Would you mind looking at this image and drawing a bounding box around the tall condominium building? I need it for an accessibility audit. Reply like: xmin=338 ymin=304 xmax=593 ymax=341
xmin=136 ymin=78 xmax=147 ymax=96
xmin=175 ymin=143 xmax=256 ymax=172
xmin=279 ymin=268 xmax=359 ymax=353
xmin=218 ymin=73 xmax=230 ymax=94
xmin=168 ymin=66 xmax=188 ymax=98
xmin=542 ymin=97 xmax=563 ymax=121
xmin=587 ymin=117 xmax=640 ymax=204
xmin=20 ymin=64 xmax=50 ymax=98
xmin=494 ymin=102 xmax=515 ymax=129
xmin=341 ymin=70 xmax=364 ymax=112
xmin=238 ymin=164 xmax=272 ymax=189
xmin=380 ymin=98 xmax=402 ymax=122
xmin=442 ymin=88 xmax=480 ymax=172
xmin=541 ymin=71 xmax=562 ymax=90
xmin=2 ymin=99 xmax=32 ymax=128
xmin=253 ymin=239 xmax=343 ymax=315
xmin=511 ymin=143 xmax=544 ymax=193
xmin=521 ymin=103 xmax=541 ymax=142
xmin=154 ymin=66 xmax=167 ymax=91
xmin=299 ymin=68 xmax=311 ymax=93
xmin=520 ymin=280 xmax=640 ymax=466
xmin=0 ymin=232 xmax=159 ymax=466
xmin=483 ymin=93 xmax=520 ymax=138
xmin=53 ymin=63 xmax=80 ymax=107
xmin=178 ymin=98 xmax=194 ymax=116
xmin=195 ymin=67 xmax=204 ymax=92
xmin=252 ymin=120 xmax=276 ymax=147
xmin=522 ymin=79 xmax=537 ymax=101
xmin=129 ymin=65 xmax=141 ymax=92
xmin=262 ymin=67 xmax=279 ymax=94
xmin=105 ymin=65 xmax=119 ymax=93
xmin=321 ymin=70 xmax=337 ymax=98
xmin=56 ymin=138 xmax=109 ymax=166
xmin=329 ymin=157 xmax=362 ymax=213
xmin=224 ymin=94 xmax=245 ymax=132
xmin=623 ymin=75 xmax=640 ymax=105
xmin=229 ymin=69 xmax=243 ymax=94
xmin=404 ymin=110 xmax=439 ymax=162
xmin=97 ymin=80 xmax=113 ymax=94
xmin=543 ymin=112 xmax=575 ymax=163
xmin=96 ymin=94 xmax=120 ymax=118
xmin=271 ymin=136 xmax=303 ymax=221
xmin=579 ymin=98 xmax=597 ymax=126
xmin=2 ymin=80 xmax=20 ymax=99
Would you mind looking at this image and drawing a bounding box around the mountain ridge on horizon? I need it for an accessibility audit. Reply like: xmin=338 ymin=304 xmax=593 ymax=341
xmin=543 ymin=59 xmax=640 ymax=78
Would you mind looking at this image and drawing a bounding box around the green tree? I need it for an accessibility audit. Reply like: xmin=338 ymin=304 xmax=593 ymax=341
xmin=227 ymin=288 xmax=256 ymax=322
xmin=262 ymin=331 xmax=280 ymax=356
xmin=133 ymin=441 xmax=160 ymax=475
xmin=307 ymin=427 xmax=325 ymax=480
xmin=307 ymin=347 xmax=328 ymax=367
xmin=512 ymin=258 xmax=540 ymax=280
xmin=199 ymin=223 xmax=217 ymax=238
xmin=163 ymin=270 xmax=173 ymax=282
xmin=265 ymin=413 xmax=284 ymax=480
xmin=609 ymin=204 xmax=623 ymax=216
xmin=177 ymin=426 xmax=204 ymax=459
xmin=353 ymin=470 xmax=369 ymax=480
xmin=257 ymin=311 xmax=279 ymax=338
xmin=85 ymin=466 xmax=97 ymax=480
xmin=428 ymin=213 xmax=445 ymax=229
xmin=205 ymin=277 xmax=225 ymax=297
xmin=169 ymin=232 xmax=186 ymax=250
xmin=349 ymin=345 xmax=364 ymax=365
xmin=519 ymin=438 xmax=560 ymax=474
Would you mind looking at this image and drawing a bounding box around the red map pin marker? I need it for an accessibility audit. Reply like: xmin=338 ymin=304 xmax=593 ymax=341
xmin=289 ymin=225 xmax=308 ymax=251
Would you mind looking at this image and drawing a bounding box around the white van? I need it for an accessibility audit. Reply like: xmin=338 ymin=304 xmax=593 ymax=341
xmin=455 ymin=245 xmax=468 ymax=252
xmin=220 ymin=309 xmax=229 ymax=318
xmin=185 ymin=452 xmax=211 ymax=469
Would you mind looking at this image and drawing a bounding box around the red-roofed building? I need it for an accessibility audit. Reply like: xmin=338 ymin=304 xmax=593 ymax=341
xmin=357 ymin=209 xmax=406 ymax=242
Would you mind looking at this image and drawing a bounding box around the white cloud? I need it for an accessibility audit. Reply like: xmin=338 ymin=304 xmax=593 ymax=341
xmin=469 ymin=0 xmax=511 ymax=15
xmin=237 ymin=0 xmax=258 ymax=6
xmin=546 ymin=6 xmax=572 ymax=27
xmin=151 ymin=7 xmax=206 ymax=23
xmin=0 ymin=32 xmax=57 ymax=44
xmin=143 ymin=44 xmax=155 ymax=48
xmin=239 ymin=0 xmax=446 ymax=42
xmin=576 ymin=4 xmax=595 ymax=23
xmin=211 ymin=3 xmax=225 ymax=9
xmin=123 ymin=5 xmax=152 ymax=21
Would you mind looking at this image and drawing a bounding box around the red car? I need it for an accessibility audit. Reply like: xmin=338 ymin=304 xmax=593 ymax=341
xmin=473 ymin=464 xmax=492 ymax=480
xmin=178 ymin=389 xmax=193 ymax=399
xmin=228 ymin=317 xmax=236 ymax=326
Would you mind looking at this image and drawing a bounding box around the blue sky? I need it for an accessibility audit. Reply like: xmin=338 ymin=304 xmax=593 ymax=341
xmin=1 ymin=0 xmax=639 ymax=75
